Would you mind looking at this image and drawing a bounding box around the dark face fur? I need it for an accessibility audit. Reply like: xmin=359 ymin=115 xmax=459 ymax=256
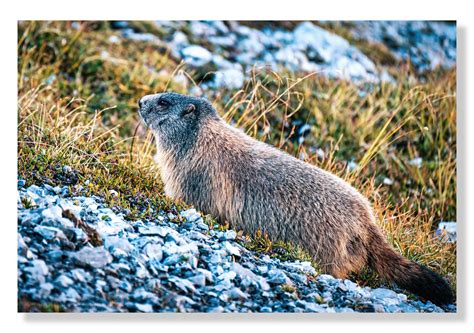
xmin=138 ymin=92 xmax=217 ymax=152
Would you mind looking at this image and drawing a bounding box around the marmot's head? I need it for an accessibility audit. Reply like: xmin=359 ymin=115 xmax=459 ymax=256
xmin=138 ymin=92 xmax=217 ymax=151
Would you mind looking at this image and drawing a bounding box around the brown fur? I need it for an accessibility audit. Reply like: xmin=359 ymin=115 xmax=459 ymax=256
xmin=139 ymin=92 xmax=454 ymax=305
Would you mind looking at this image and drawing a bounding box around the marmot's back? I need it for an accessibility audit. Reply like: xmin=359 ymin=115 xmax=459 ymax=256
xmin=189 ymin=120 xmax=373 ymax=277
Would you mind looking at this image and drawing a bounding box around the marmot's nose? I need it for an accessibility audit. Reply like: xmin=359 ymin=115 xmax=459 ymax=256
xmin=138 ymin=96 xmax=146 ymax=109
xmin=138 ymin=94 xmax=157 ymax=109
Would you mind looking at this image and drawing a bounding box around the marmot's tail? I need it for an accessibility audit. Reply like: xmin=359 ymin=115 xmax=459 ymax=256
xmin=366 ymin=224 xmax=454 ymax=306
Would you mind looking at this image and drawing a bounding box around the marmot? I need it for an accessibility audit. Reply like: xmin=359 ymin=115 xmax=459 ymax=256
xmin=138 ymin=92 xmax=454 ymax=305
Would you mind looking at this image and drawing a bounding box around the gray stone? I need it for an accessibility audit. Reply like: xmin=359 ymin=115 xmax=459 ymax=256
xmin=24 ymin=260 xmax=49 ymax=283
xmin=226 ymin=287 xmax=248 ymax=301
xmin=197 ymin=268 xmax=214 ymax=283
xmin=222 ymin=230 xmax=237 ymax=241
xmin=138 ymin=225 xmax=169 ymax=237
xmin=55 ymin=274 xmax=74 ymax=288
xmin=104 ymin=236 xmax=134 ymax=253
xmin=71 ymin=268 xmax=90 ymax=282
xmin=34 ymin=225 xmax=67 ymax=240
xmin=162 ymin=253 xmax=187 ymax=266
xmin=132 ymin=288 xmax=160 ymax=304
xmin=169 ymin=276 xmax=196 ymax=293
xmin=267 ymin=269 xmax=290 ymax=285
xmin=371 ymin=288 xmax=399 ymax=300
xmin=189 ymin=274 xmax=207 ymax=287
xmin=38 ymin=282 xmax=54 ymax=298
xmin=144 ymin=243 xmax=163 ymax=261
xmin=71 ymin=246 xmax=112 ymax=268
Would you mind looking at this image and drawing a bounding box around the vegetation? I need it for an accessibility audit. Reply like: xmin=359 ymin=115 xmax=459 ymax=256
xmin=17 ymin=21 xmax=456 ymax=295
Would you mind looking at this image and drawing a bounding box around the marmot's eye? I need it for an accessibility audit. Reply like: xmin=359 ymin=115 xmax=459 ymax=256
xmin=157 ymin=99 xmax=171 ymax=107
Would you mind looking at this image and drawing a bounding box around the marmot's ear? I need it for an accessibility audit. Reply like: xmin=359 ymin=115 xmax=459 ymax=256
xmin=181 ymin=103 xmax=196 ymax=117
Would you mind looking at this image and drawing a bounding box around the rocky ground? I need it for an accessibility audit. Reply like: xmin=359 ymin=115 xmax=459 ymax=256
xmin=18 ymin=176 xmax=455 ymax=313
xmin=110 ymin=20 xmax=456 ymax=91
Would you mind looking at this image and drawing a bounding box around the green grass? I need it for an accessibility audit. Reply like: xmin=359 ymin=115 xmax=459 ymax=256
xmin=17 ymin=21 xmax=456 ymax=293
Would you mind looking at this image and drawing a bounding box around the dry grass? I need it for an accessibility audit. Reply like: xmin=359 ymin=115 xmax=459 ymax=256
xmin=17 ymin=21 xmax=456 ymax=292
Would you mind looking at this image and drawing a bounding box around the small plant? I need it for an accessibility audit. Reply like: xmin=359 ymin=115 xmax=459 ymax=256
xmin=281 ymin=284 xmax=296 ymax=293
xmin=20 ymin=196 xmax=34 ymax=209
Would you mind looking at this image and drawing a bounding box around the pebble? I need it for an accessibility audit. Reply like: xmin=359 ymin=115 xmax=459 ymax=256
xmin=55 ymin=274 xmax=74 ymax=288
xmin=109 ymin=190 xmax=118 ymax=197
xmin=144 ymin=243 xmax=163 ymax=261
xmin=135 ymin=303 xmax=154 ymax=313
xmin=71 ymin=246 xmax=113 ymax=269
xmin=34 ymin=225 xmax=67 ymax=240
xmin=409 ymin=157 xmax=423 ymax=168
xmin=24 ymin=259 xmax=49 ymax=283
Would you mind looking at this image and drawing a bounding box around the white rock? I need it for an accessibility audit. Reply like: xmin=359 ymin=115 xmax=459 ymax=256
xmin=223 ymin=241 xmax=241 ymax=257
xmin=409 ymin=157 xmax=423 ymax=168
xmin=171 ymin=31 xmax=189 ymax=46
xmin=436 ymin=221 xmax=457 ymax=243
xmin=138 ymin=225 xmax=169 ymax=237
xmin=383 ymin=177 xmax=394 ymax=185
xmin=181 ymin=45 xmax=213 ymax=67
xmin=212 ymin=69 xmax=245 ymax=89
xmin=108 ymin=35 xmax=120 ymax=44
xmin=371 ymin=288 xmax=398 ymax=300
xmin=346 ymin=160 xmax=358 ymax=172
xmin=180 ymin=208 xmax=201 ymax=222
xmin=226 ymin=287 xmax=248 ymax=300
xmin=144 ymin=243 xmax=163 ymax=261
xmin=135 ymin=303 xmax=154 ymax=313
xmin=104 ymin=236 xmax=134 ymax=253
xmin=294 ymin=22 xmax=349 ymax=55
xmin=232 ymin=262 xmax=270 ymax=291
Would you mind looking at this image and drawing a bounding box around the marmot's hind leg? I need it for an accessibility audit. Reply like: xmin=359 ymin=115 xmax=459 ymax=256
xmin=320 ymin=242 xmax=368 ymax=279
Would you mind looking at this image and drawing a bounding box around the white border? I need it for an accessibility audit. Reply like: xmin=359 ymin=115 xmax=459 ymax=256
xmin=2 ymin=0 xmax=472 ymax=332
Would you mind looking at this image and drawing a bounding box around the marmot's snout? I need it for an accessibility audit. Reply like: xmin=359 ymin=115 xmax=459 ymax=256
xmin=138 ymin=93 xmax=162 ymax=127
xmin=138 ymin=94 xmax=159 ymax=109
